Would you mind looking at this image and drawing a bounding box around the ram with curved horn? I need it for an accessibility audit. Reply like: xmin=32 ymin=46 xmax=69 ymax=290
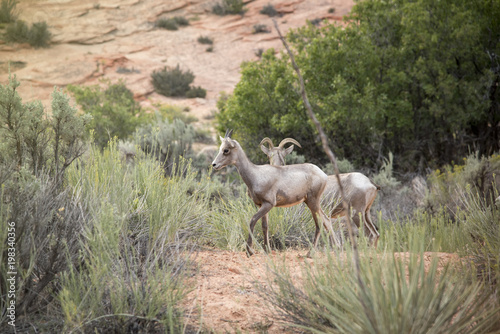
xmin=212 ymin=130 xmax=340 ymax=257
xmin=260 ymin=137 xmax=380 ymax=247
xmin=260 ymin=137 xmax=302 ymax=166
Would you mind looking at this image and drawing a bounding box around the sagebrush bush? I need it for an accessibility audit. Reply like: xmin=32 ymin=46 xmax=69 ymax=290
xmin=155 ymin=16 xmax=189 ymax=30
xmin=0 ymin=76 xmax=90 ymax=328
xmin=252 ymin=24 xmax=269 ymax=34
xmin=151 ymin=64 xmax=194 ymax=97
xmin=0 ymin=0 xmax=17 ymax=24
xmin=212 ymin=0 xmax=246 ymax=16
xmin=197 ymin=35 xmax=213 ymax=45
xmin=426 ymin=152 xmax=500 ymax=217
xmin=457 ymin=187 xmax=500 ymax=302
xmin=186 ymin=85 xmax=207 ymax=98
xmin=260 ymin=4 xmax=278 ymax=17
xmin=4 ymin=19 xmax=52 ymax=48
xmin=154 ymin=17 xmax=178 ymax=30
xmin=133 ymin=114 xmax=206 ymax=174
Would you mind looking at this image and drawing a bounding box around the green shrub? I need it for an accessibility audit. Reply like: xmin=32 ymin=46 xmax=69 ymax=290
xmin=0 ymin=0 xmax=17 ymax=24
xmin=154 ymin=17 xmax=178 ymax=30
xmin=197 ymin=35 xmax=213 ymax=45
xmin=173 ymin=15 xmax=189 ymax=26
xmin=151 ymin=64 xmax=194 ymax=97
xmin=27 ymin=21 xmax=51 ymax=48
xmin=154 ymin=16 xmax=189 ymax=30
xmin=4 ymin=19 xmax=28 ymax=42
xmin=212 ymin=0 xmax=246 ymax=16
xmin=252 ymin=24 xmax=269 ymax=34
xmin=4 ymin=19 xmax=52 ymax=48
xmin=186 ymin=85 xmax=207 ymax=98
xmin=260 ymin=4 xmax=278 ymax=17
xmin=67 ymin=80 xmax=146 ymax=148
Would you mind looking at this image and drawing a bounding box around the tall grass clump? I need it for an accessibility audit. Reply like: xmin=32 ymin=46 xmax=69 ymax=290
xmin=0 ymin=0 xmax=17 ymax=24
xmin=457 ymin=186 xmax=500 ymax=301
xmin=261 ymin=237 xmax=499 ymax=333
xmin=197 ymin=35 xmax=213 ymax=45
xmin=60 ymin=142 xmax=214 ymax=332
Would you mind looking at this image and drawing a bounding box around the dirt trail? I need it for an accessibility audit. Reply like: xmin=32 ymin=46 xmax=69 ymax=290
xmin=185 ymin=249 xmax=458 ymax=333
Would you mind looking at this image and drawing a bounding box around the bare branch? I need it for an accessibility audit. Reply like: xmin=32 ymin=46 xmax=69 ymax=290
xmin=272 ymin=18 xmax=376 ymax=327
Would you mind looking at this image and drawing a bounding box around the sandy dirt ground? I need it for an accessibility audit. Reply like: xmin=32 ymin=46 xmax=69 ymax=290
xmin=183 ymin=249 xmax=459 ymax=333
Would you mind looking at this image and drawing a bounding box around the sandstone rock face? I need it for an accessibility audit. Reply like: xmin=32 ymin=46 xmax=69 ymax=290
xmin=1 ymin=0 xmax=353 ymax=140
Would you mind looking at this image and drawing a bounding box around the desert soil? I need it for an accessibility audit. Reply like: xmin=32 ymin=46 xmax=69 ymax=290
xmin=184 ymin=249 xmax=458 ymax=333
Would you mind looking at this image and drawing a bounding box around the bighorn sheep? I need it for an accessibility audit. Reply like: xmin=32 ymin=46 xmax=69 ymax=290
xmin=260 ymin=137 xmax=380 ymax=246
xmin=212 ymin=130 xmax=338 ymax=256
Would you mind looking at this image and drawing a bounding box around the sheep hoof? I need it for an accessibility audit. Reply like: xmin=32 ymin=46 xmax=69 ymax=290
xmin=246 ymin=245 xmax=255 ymax=257
xmin=306 ymin=249 xmax=315 ymax=258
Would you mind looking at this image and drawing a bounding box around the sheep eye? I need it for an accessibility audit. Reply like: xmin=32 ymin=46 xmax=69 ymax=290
xmin=223 ymin=149 xmax=230 ymax=155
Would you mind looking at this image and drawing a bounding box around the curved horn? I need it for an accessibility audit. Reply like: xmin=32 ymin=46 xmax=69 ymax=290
xmin=278 ymin=138 xmax=302 ymax=149
xmin=259 ymin=137 xmax=275 ymax=148
xmin=224 ymin=129 xmax=233 ymax=139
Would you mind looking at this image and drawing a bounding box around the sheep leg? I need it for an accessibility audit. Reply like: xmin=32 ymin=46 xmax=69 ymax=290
xmin=262 ymin=213 xmax=271 ymax=253
xmin=307 ymin=210 xmax=322 ymax=258
xmin=247 ymin=203 xmax=273 ymax=256
xmin=364 ymin=210 xmax=379 ymax=247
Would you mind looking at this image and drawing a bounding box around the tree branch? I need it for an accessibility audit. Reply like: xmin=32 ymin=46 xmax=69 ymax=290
xmin=273 ymin=18 xmax=376 ymax=328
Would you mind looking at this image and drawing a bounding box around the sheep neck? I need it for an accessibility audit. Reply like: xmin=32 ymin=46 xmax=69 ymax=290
xmin=233 ymin=142 xmax=259 ymax=188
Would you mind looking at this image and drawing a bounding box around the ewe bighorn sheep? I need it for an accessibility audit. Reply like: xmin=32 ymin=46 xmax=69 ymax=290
xmin=212 ymin=130 xmax=338 ymax=256
xmin=260 ymin=137 xmax=380 ymax=246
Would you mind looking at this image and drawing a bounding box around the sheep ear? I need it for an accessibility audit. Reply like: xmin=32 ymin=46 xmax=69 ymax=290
xmin=219 ymin=135 xmax=224 ymax=143
xmin=284 ymin=145 xmax=294 ymax=156
xmin=260 ymin=144 xmax=270 ymax=156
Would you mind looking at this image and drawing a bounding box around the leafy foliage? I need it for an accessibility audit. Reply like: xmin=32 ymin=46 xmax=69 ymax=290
xmin=67 ymin=80 xmax=146 ymax=148
xmin=216 ymin=0 xmax=500 ymax=172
